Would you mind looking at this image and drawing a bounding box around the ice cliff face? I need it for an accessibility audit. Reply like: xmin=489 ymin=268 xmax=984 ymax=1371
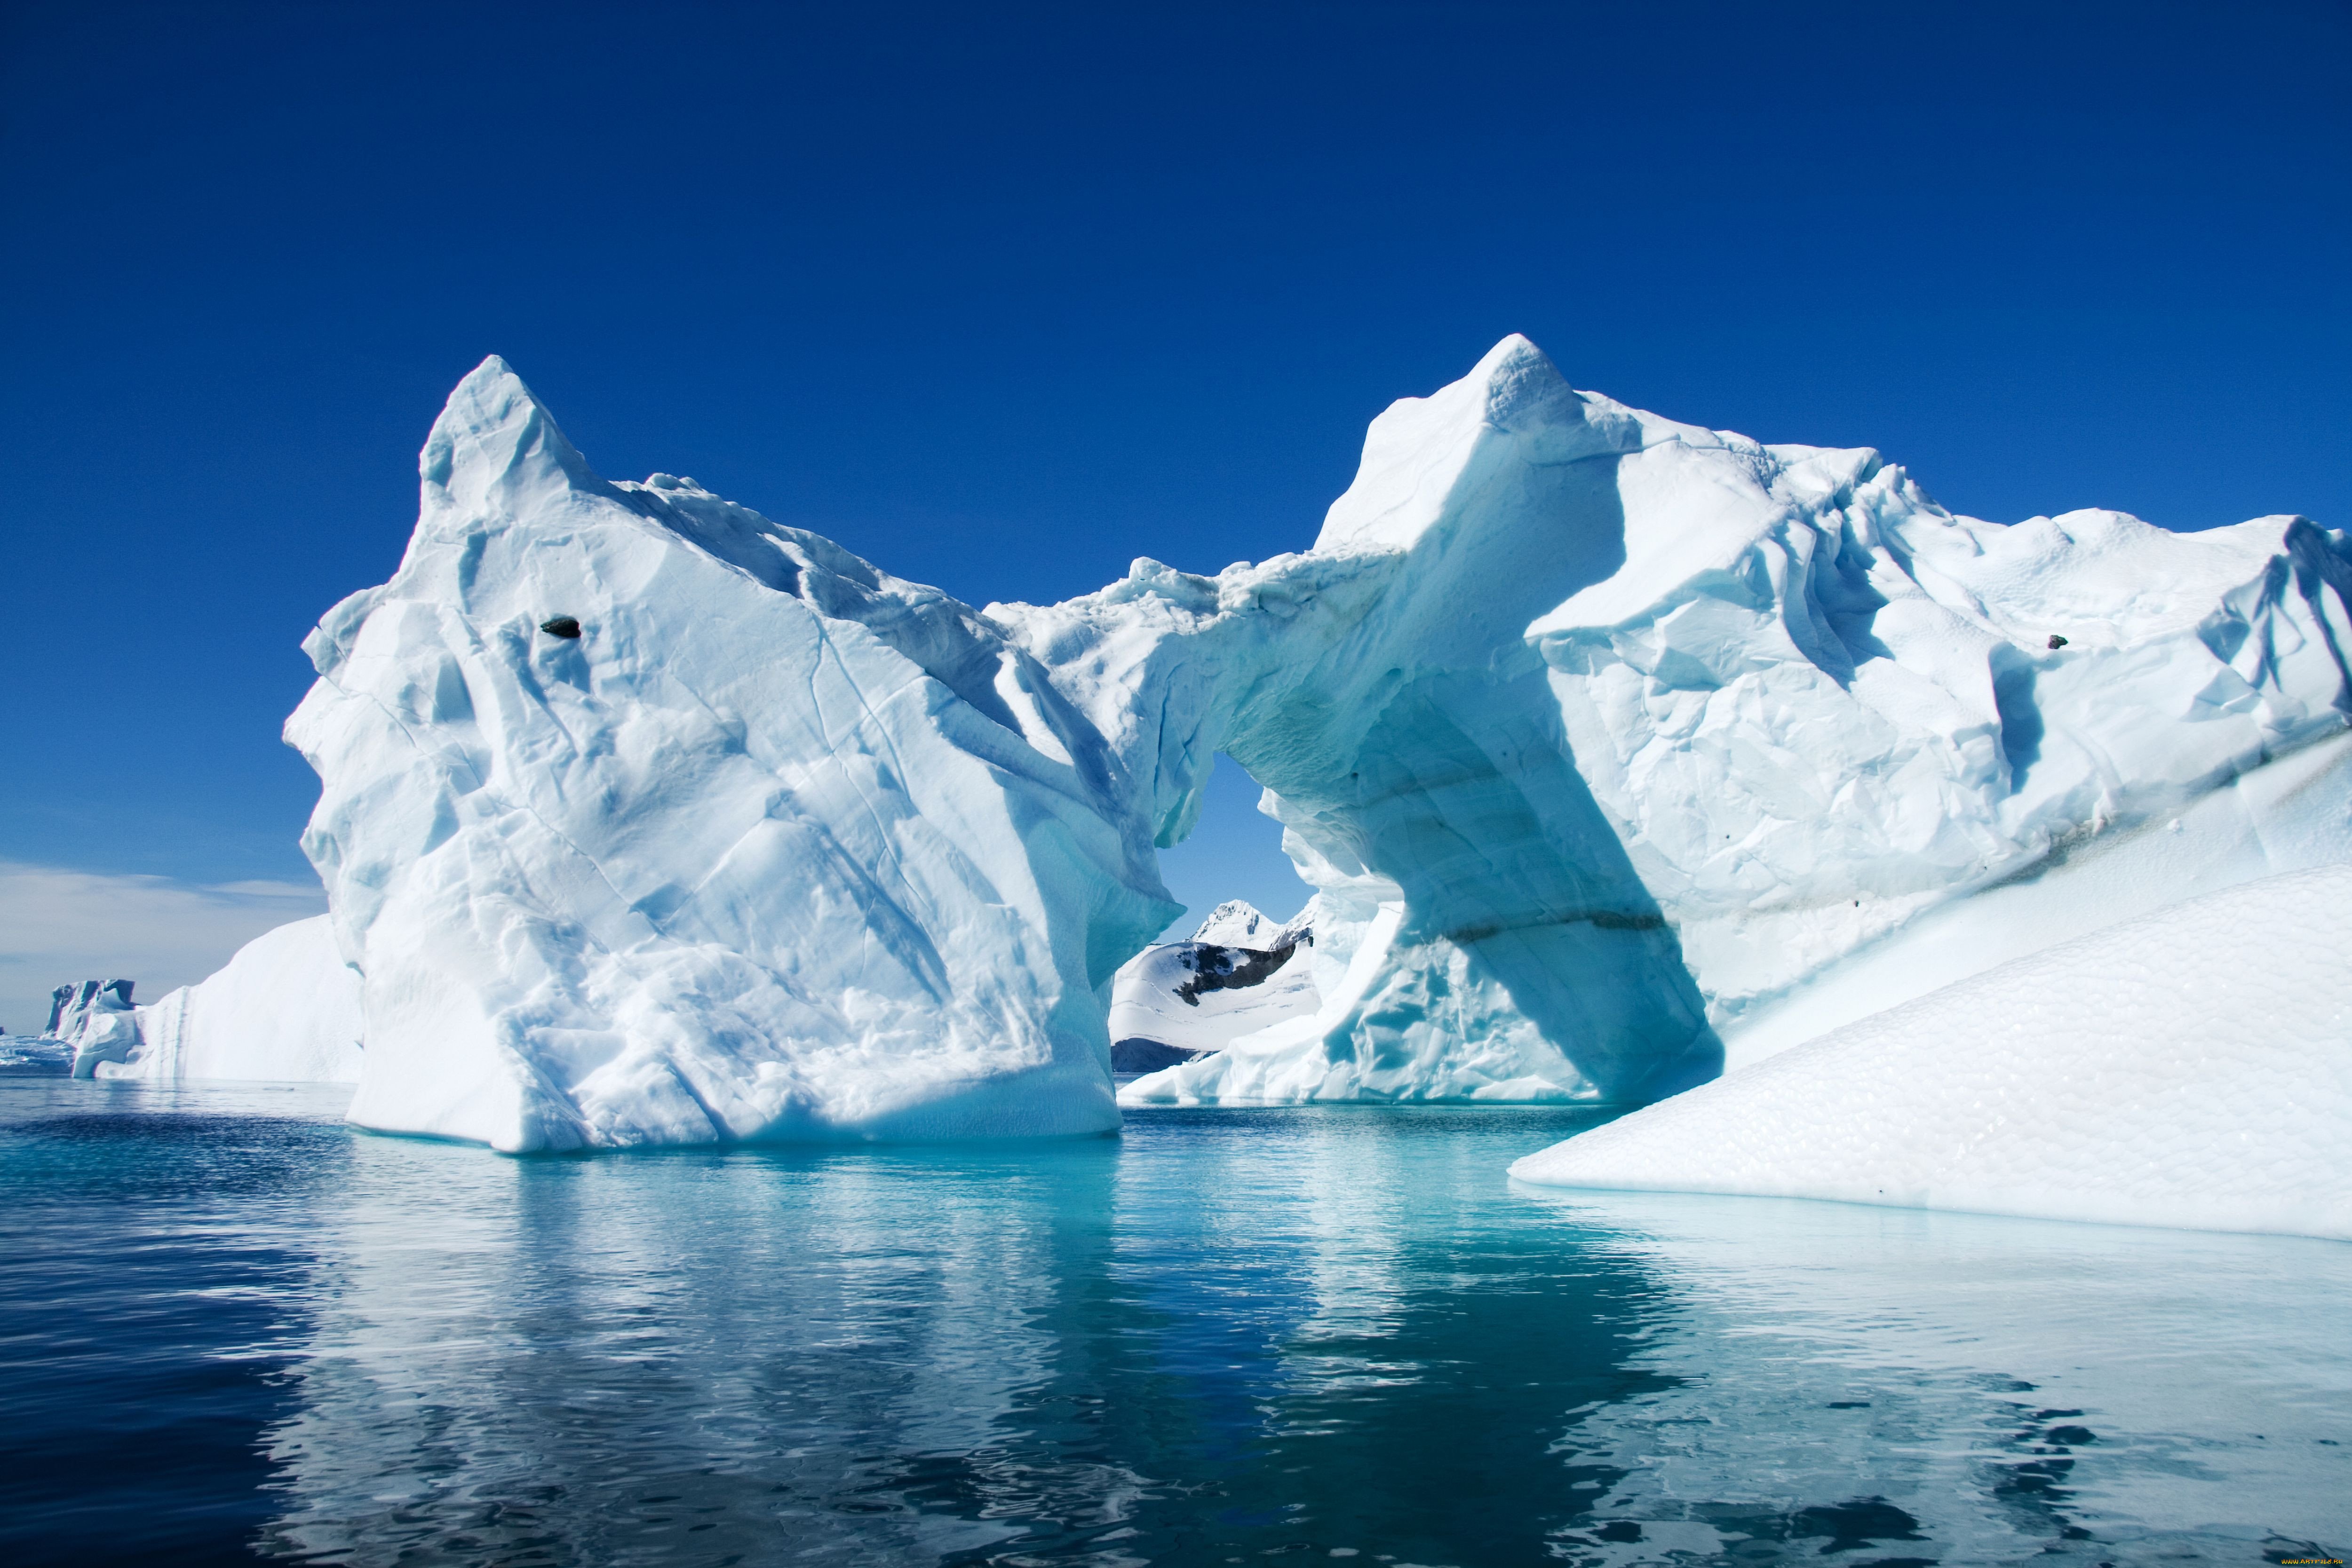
xmin=280 ymin=338 xmax=2349 ymax=1147
xmin=289 ymin=360 xmax=1176 ymax=1150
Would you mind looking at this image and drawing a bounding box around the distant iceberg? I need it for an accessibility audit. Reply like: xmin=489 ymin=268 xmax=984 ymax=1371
xmin=98 ymin=336 xmax=2345 ymax=1149
xmin=47 ymin=979 xmax=140 ymax=1074
xmin=1509 ymin=866 xmax=2352 ymax=1241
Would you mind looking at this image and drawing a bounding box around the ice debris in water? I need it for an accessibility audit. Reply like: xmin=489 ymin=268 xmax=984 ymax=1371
xmin=98 ymin=336 xmax=2352 ymax=1156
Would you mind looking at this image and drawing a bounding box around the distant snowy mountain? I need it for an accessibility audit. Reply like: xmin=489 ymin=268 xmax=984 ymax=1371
xmin=76 ymin=336 xmax=2346 ymax=1151
xmin=1186 ymin=899 xmax=1299 ymax=948
xmin=1108 ymin=900 xmax=1319 ymax=1072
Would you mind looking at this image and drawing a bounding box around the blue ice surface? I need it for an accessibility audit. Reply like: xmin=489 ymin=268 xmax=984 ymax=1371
xmin=0 ymin=1077 xmax=2344 ymax=1567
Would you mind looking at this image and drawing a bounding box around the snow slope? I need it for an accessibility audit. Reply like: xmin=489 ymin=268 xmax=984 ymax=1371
xmin=1717 ymin=728 xmax=2352 ymax=1068
xmin=290 ymin=359 xmax=1176 ymax=1150
xmin=1106 ymin=900 xmax=1319 ymax=1067
xmin=1508 ymin=866 xmax=2352 ymax=1240
xmin=91 ymin=915 xmax=365 ymax=1085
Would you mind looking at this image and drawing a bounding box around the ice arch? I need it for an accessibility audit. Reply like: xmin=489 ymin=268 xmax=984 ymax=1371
xmin=285 ymin=338 xmax=2352 ymax=1148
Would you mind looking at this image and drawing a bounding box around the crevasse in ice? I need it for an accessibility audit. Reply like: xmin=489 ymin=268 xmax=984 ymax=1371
xmin=173 ymin=337 xmax=2352 ymax=1148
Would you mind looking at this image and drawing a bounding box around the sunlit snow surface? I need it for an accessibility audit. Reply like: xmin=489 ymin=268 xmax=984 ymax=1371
xmin=1 ymin=1082 xmax=2343 ymax=1567
xmin=1512 ymin=865 xmax=2352 ymax=1240
xmin=86 ymin=915 xmax=363 ymax=1084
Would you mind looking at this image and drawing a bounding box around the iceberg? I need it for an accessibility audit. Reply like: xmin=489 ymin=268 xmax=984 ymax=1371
xmin=48 ymin=918 xmax=365 ymax=1083
xmin=1107 ymin=900 xmax=1319 ymax=1071
xmin=143 ymin=335 xmax=2342 ymax=1149
xmin=90 ymin=915 xmax=365 ymax=1085
xmin=287 ymin=360 xmax=1177 ymax=1150
xmin=49 ymin=979 xmax=140 ymax=1076
xmin=1508 ymin=865 xmax=2352 ymax=1241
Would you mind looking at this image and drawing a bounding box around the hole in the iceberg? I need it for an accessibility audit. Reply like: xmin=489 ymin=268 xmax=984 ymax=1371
xmin=1149 ymin=754 xmax=1310 ymax=942
xmin=540 ymin=615 xmax=583 ymax=639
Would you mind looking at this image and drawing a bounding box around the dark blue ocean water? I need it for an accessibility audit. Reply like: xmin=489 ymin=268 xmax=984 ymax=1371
xmin=0 ymin=1076 xmax=2344 ymax=1568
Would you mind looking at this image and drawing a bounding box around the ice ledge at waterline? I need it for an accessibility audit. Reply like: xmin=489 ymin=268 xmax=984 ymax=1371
xmin=210 ymin=338 xmax=2352 ymax=1147
xmin=1509 ymin=865 xmax=2352 ymax=1242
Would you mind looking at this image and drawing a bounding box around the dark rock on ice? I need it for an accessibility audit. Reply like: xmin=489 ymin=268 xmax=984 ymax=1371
xmin=1111 ymin=1039 xmax=1210 ymax=1073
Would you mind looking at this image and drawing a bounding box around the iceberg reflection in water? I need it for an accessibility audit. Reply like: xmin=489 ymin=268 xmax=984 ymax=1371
xmin=0 ymin=1081 xmax=2343 ymax=1567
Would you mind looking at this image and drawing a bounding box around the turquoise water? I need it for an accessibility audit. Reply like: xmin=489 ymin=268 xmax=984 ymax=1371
xmin=0 ymin=1077 xmax=2344 ymax=1567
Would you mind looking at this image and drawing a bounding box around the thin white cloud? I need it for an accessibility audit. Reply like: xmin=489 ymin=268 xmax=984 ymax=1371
xmin=0 ymin=861 xmax=326 ymax=1035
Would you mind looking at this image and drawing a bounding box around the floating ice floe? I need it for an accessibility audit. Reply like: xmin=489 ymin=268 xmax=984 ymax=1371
xmin=1508 ymin=865 xmax=2352 ymax=1241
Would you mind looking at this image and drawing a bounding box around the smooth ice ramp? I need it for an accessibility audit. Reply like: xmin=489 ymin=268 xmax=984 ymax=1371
xmin=1509 ymin=866 xmax=2352 ymax=1241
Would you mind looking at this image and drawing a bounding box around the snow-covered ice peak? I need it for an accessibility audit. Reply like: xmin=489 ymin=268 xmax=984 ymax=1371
xmin=1188 ymin=899 xmax=1309 ymax=950
xmin=261 ymin=337 xmax=2350 ymax=1144
xmin=1312 ymin=334 xmax=1669 ymax=557
xmin=291 ymin=357 xmax=1179 ymax=1150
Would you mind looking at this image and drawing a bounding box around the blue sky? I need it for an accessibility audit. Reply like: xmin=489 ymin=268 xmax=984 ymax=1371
xmin=1 ymin=0 xmax=2347 ymax=1015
